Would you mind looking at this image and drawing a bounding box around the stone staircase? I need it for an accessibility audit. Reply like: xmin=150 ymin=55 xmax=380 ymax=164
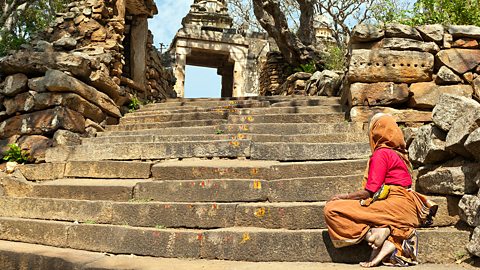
xmin=0 ymin=96 xmax=471 ymax=269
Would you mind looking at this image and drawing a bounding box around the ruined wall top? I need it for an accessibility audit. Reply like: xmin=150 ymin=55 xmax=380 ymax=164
xmin=182 ymin=0 xmax=233 ymax=30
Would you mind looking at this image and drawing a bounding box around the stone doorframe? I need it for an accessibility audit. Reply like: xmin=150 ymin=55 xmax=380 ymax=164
xmin=171 ymin=35 xmax=249 ymax=98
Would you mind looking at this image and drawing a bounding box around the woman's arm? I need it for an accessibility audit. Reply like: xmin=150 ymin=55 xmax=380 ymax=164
xmin=329 ymin=190 xmax=372 ymax=201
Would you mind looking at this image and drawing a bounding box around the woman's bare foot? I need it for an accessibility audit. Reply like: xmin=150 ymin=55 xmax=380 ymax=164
xmin=365 ymin=227 xmax=391 ymax=249
xmin=360 ymin=240 xmax=396 ymax=268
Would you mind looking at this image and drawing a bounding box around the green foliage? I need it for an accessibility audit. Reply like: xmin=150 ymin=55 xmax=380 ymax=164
xmin=155 ymin=224 xmax=166 ymax=229
xmin=128 ymin=96 xmax=141 ymax=113
xmin=293 ymin=61 xmax=317 ymax=74
xmin=409 ymin=0 xmax=480 ymax=26
xmin=323 ymin=45 xmax=346 ymax=71
xmin=0 ymin=0 xmax=68 ymax=57
xmin=371 ymin=0 xmax=412 ymax=24
xmin=215 ymin=129 xmax=225 ymax=135
xmin=83 ymin=220 xmax=96 ymax=224
xmin=372 ymin=0 xmax=480 ymax=27
xmin=2 ymin=144 xmax=29 ymax=163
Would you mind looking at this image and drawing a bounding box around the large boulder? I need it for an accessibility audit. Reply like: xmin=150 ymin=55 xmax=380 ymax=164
xmin=349 ymin=106 xmax=431 ymax=123
xmin=448 ymin=25 xmax=480 ymax=39
xmin=311 ymin=70 xmax=342 ymax=97
xmin=349 ymin=82 xmax=409 ymax=106
xmin=4 ymin=92 xmax=106 ymax=123
xmin=350 ymin=24 xmax=384 ymax=42
xmin=465 ymin=128 xmax=480 ymax=160
xmin=382 ymin=38 xmax=440 ymax=54
xmin=385 ymin=23 xmax=423 ymax=40
xmin=459 ymin=195 xmax=480 ymax=227
xmin=348 ymin=49 xmax=434 ymax=83
xmin=408 ymin=124 xmax=454 ymax=165
xmin=435 ymin=66 xmax=462 ymax=85
xmin=446 ymin=108 xmax=480 ymax=158
xmin=44 ymin=70 xmax=121 ymax=118
xmin=0 ymin=51 xmax=91 ymax=78
xmin=53 ymin=129 xmax=82 ymax=147
xmin=467 ymin=226 xmax=480 ymax=257
xmin=408 ymin=83 xmax=473 ymax=109
xmin=416 ymin=24 xmax=444 ymax=43
xmin=436 ymin=49 xmax=480 ymax=74
xmin=417 ymin=162 xmax=480 ymax=195
xmin=17 ymin=135 xmax=52 ymax=162
xmin=0 ymin=107 xmax=85 ymax=139
xmin=474 ymin=77 xmax=480 ymax=100
xmin=0 ymin=74 xmax=28 ymax=97
xmin=432 ymin=94 xmax=480 ymax=131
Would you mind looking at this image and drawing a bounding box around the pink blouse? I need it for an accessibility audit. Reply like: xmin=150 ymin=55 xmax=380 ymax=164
xmin=365 ymin=148 xmax=412 ymax=193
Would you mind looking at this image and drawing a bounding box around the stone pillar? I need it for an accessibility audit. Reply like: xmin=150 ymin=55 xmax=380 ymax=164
xmin=173 ymin=48 xmax=191 ymax=97
xmin=218 ymin=64 xmax=234 ymax=97
xmin=231 ymin=48 xmax=248 ymax=97
xmin=130 ymin=16 xmax=148 ymax=88
xmin=114 ymin=0 xmax=126 ymax=20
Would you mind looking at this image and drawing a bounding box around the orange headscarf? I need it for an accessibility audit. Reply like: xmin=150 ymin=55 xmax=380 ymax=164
xmin=362 ymin=113 xmax=412 ymax=188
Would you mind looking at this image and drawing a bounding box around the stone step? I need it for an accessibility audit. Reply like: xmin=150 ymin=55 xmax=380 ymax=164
xmin=82 ymin=133 xmax=368 ymax=145
xmin=45 ymin=140 xmax=252 ymax=162
xmin=227 ymin=113 xmax=345 ymax=124
xmin=163 ymin=96 xmax=341 ymax=103
xmin=119 ymin=111 xmax=229 ymax=124
xmin=251 ymin=142 xmax=371 ymax=161
xmin=30 ymin=179 xmax=147 ymax=201
xmin=105 ymin=119 xmax=228 ymax=131
xmin=0 ymin=240 xmax=469 ymax=270
xmin=151 ymin=159 xmax=367 ymax=180
xmin=101 ymin=122 xmax=365 ymax=135
xmin=0 ymin=217 xmax=469 ymax=263
xmin=126 ymin=105 xmax=343 ymax=117
xmin=0 ymin=197 xmax=459 ymax=230
xmin=140 ymin=100 xmax=271 ymax=111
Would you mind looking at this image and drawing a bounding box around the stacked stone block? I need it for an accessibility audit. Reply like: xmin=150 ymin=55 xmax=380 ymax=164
xmin=259 ymin=52 xmax=289 ymax=95
xmin=0 ymin=0 xmax=175 ymax=162
xmin=408 ymin=94 xmax=480 ymax=258
xmin=346 ymin=23 xmax=480 ymax=124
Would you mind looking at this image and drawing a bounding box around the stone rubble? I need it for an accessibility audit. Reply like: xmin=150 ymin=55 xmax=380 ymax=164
xmin=409 ymin=93 xmax=480 ymax=258
xmin=345 ymin=23 xmax=480 ymax=125
xmin=0 ymin=0 xmax=175 ymax=162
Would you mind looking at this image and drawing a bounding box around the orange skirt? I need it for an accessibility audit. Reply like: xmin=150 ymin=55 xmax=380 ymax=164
xmin=324 ymin=186 xmax=422 ymax=257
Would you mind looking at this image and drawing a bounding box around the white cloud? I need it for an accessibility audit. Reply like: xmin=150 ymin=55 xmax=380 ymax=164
xmin=149 ymin=0 xmax=191 ymax=47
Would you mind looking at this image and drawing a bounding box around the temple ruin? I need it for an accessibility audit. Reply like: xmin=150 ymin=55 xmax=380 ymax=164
xmin=169 ymin=0 xmax=269 ymax=97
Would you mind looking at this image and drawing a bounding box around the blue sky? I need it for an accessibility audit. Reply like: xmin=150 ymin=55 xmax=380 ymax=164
xmin=149 ymin=0 xmax=221 ymax=98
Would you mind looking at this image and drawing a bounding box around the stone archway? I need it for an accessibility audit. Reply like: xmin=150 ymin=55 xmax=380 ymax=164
xmin=171 ymin=34 xmax=248 ymax=98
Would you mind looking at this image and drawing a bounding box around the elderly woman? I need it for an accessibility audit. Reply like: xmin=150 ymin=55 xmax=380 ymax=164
xmin=324 ymin=113 xmax=436 ymax=267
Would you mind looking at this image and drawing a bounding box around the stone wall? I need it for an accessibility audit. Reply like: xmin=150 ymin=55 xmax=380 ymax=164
xmin=0 ymin=0 xmax=175 ymax=162
xmin=259 ymin=52 xmax=290 ymax=96
xmin=345 ymin=23 xmax=480 ymax=124
xmin=408 ymin=94 xmax=480 ymax=258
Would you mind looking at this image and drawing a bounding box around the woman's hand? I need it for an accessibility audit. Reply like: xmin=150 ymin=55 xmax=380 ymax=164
xmin=329 ymin=193 xmax=348 ymax=201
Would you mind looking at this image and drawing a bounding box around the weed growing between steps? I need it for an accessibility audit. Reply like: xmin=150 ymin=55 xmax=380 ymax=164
xmin=2 ymin=144 xmax=29 ymax=164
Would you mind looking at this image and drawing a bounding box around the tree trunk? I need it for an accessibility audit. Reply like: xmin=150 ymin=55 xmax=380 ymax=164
xmin=296 ymin=0 xmax=315 ymax=46
xmin=252 ymin=0 xmax=313 ymax=66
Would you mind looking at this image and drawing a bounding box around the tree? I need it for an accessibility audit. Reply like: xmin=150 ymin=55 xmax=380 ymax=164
xmin=409 ymin=0 xmax=480 ymax=26
xmin=0 ymin=0 xmax=68 ymax=56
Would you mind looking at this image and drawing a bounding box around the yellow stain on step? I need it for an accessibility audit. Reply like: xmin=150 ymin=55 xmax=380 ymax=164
xmin=251 ymin=168 xmax=258 ymax=175
xmin=237 ymin=133 xmax=246 ymax=139
xmin=230 ymin=141 xmax=240 ymax=147
xmin=240 ymin=232 xmax=250 ymax=244
xmin=246 ymin=116 xmax=254 ymax=122
xmin=253 ymin=180 xmax=262 ymax=190
xmin=254 ymin=207 xmax=266 ymax=218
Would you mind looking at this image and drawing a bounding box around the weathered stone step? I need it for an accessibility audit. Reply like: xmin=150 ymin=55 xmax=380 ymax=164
xmin=119 ymin=111 xmax=228 ymax=124
xmin=83 ymin=133 xmax=367 ymax=145
xmin=140 ymin=100 xmax=271 ymax=110
xmin=251 ymin=142 xmax=370 ymax=161
xmin=0 ymin=217 xmax=468 ymax=263
xmin=105 ymin=119 xmax=227 ymax=131
xmin=0 ymin=195 xmax=457 ymax=230
xmin=0 ymin=240 xmax=468 ymax=270
xmin=46 ymin=140 xmax=251 ymax=162
xmin=151 ymin=159 xmax=367 ymax=180
xmin=101 ymin=122 xmax=364 ymax=135
xmin=18 ymin=161 xmax=152 ymax=181
xmin=127 ymin=105 xmax=343 ymax=117
xmin=163 ymin=96 xmax=341 ymax=103
xmin=228 ymin=113 xmax=345 ymax=124
xmin=30 ymin=179 xmax=146 ymax=201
